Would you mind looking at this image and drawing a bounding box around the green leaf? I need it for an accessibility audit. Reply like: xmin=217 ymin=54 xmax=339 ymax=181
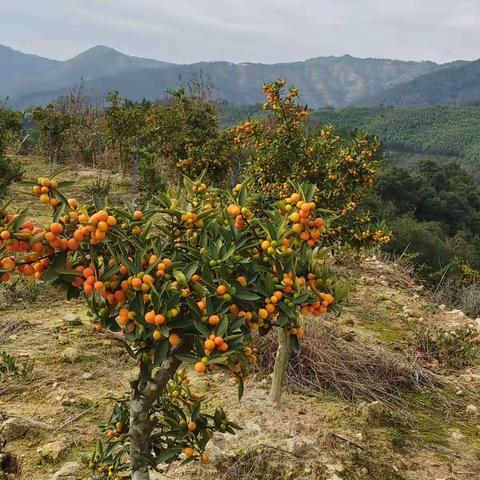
xmin=117 ymin=255 xmax=137 ymax=275
xmin=172 ymin=269 xmax=187 ymax=286
xmin=238 ymin=186 xmax=247 ymax=206
xmin=293 ymin=293 xmax=310 ymax=305
xmin=207 ymin=355 xmax=229 ymax=365
xmin=155 ymin=447 xmax=182 ymax=465
xmin=53 ymin=203 xmax=66 ymax=223
xmin=55 ymin=268 xmax=79 ymax=276
xmin=43 ymin=251 xmax=67 ymax=283
xmin=185 ymin=296 xmax=201 ymax=317
xmin=154 ymin=339 xmax=169 ymax=366
xmin=216 ymin=316 xmax=228 ymax=337
xmin=173 ymin=354 xmax=196 ymax=364
xmin=167 ymin=316 xmax=193 ymax=329
xmin=183 ymin=261 xmax=199 ymax=281
xmin=193 ymin=321 xmax=210 ymax=337
xmin=234 ymin=290 xmax=261 ymax=301
xmin=92 ymin=191 xmax=104 ymax=211
xmin=290 ymin=334 xmax=300 ymax=352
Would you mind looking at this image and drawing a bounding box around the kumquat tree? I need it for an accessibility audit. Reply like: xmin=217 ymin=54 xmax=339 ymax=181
xmin=234 ymin=80 xmax=391 ymax=248
xmin=0 ymin=168 xmax=345 ymax=479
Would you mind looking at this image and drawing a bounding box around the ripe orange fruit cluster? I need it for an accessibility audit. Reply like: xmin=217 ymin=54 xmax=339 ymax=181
xmin=181 ymin=211 xmax=204 ymax=229
xmin=284 ymin=194 xmax=324 ymax=247
xmin=153 ymin=257 xmax=172 ymax=278
xmin=227 ymin=203 xmax=252 ymax=230
xmin=300 ymin=291 xmax=335 ymax=316
xmin=144 ymin=310 xmax=166 ymax=326
xmin=117 ymin=307 xmax=136 ymax=326
xmin=32 ymin=177 xmax=59 ymax=207
xmin=73 ymin=209 xmax=117 ymax=246
xmin=203 ymin=334 xmax=228 ymax=354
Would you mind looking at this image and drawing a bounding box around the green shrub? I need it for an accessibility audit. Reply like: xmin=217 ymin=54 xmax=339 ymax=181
xmin=384 ymin=216 xmax=455 ymax=277
xmin=85 ymin=177 xmax=112 ymax=200
xmin=0 ymin=156 xmax=24 ymax=198
xmin=410 ymin=324 xmax=479 ymax=368
xmin=0 ymin=276 xmax=40 ymax=308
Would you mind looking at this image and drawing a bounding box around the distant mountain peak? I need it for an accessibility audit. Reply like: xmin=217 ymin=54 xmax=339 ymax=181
xmin=70 ymin=45 xmax=122 ymax=60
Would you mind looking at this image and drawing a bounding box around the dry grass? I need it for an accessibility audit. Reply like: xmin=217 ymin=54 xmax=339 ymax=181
xmin=258 ymin=318 xmax=480 ymax=429
xmin=433 ymin=278 xmax=480 ymax=318
xmin=259 ymin=320 xmax=428 ymax=405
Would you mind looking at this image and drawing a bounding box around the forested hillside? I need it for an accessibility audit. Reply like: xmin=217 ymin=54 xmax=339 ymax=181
xmin=310 ymin=106 xmax=480 ymax=176
xmin=363 ymin=60 xmax=480 ymax=106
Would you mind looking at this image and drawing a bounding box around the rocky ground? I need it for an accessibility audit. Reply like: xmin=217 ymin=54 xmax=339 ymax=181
xmin=1 ymin=254 xmax=480 ymax=480
xmin=1 ymin=158 xmax=480 ymax=480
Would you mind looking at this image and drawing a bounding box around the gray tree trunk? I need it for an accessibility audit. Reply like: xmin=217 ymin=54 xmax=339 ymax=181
xmin=269 ymin=328 xmax=290 ymax=403
xmin=129 ymin=356 xmax=182 ymax=480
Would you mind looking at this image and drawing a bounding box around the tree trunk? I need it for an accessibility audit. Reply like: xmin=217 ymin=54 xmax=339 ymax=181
xmin=129 ymin=356 xmax=182 ymax=480
xmin=269 ymin=328 xmax=290 ymax=403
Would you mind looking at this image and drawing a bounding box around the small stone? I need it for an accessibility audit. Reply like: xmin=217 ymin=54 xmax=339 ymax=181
xmin=359 ymin=400 xmax=388 ymax=425
xmin=38 ymin=440 xmax=69 ymax=463
xmin=49 ymin=461 xmax=82 ymax=479
xmin=206 ymin=441 xmax=222 ymax=456
xmin=456 ymin=390 xmax=464 ymax=396
xmin=466 ymin=404 xmax=478 ymax=416
xmin=286 ymin=437 xmax=314 ymax=455
xmin=325 ymin=463 xmax=344 ymax=473
xmin=61 ymin=347 xmax=82 ymax=363
xmin=63 ymin=314 xmax=82 ymax=326
xmin=451 ymin=430 xmax=465 ymax=440
xmin=81 ymin=372 xmax=93 ymax=380
xmin=0 ymin=418 xmax=31 ymax=442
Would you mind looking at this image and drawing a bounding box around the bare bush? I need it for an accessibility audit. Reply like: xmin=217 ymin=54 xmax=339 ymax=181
xmin=433 ymin=277 xmax=480 ymax=318
xmin=258 ymin=320 xmax=426 ymax=405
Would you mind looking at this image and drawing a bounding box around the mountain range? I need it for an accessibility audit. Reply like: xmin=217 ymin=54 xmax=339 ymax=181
xmin=0 ymin=44 xmax=477 ymax=109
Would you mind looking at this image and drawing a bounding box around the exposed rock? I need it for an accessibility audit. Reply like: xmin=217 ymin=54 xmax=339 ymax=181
xmin=206 ymin=440 xmax=223 ymax=457
xmin=61 ymin=347 xmax=82 ymax=363
xmin=286 ymin=437 xmax=315 ymax=454
xmin=49 ymin=462 xmax=82 ymax=479
xmin=63 ymin=313 xmax=82 ymax=326
xmin=0 ymin=418 xmax=31 ymax=441
xmin=358 ymin=400 xmax=389 ymax=425
xmin=38 ymin=440 xmax=69 ymax=463
xmin=466 ymin=404 xmax=478 ymax=416
xmin=451 ymin=430 xmax=465 ymax=441
xmin=81 ymin=372 xmax=93 ymax=380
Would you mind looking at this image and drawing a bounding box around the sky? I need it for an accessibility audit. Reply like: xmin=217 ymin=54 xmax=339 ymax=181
xmin=2 ymin=0 xmax=479 ymax=64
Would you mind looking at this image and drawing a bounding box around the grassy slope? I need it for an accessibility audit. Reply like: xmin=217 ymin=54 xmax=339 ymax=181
xmin=2 ymin=158 xmax=480 ymax=480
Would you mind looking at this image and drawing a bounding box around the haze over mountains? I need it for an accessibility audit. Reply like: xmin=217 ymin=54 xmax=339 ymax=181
xmin=0 ymin=44 xmax=477 ymax=109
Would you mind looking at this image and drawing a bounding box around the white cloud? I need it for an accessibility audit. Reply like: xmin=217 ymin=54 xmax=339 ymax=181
xmin=2 ymin=0 xmax=479 ymax=63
